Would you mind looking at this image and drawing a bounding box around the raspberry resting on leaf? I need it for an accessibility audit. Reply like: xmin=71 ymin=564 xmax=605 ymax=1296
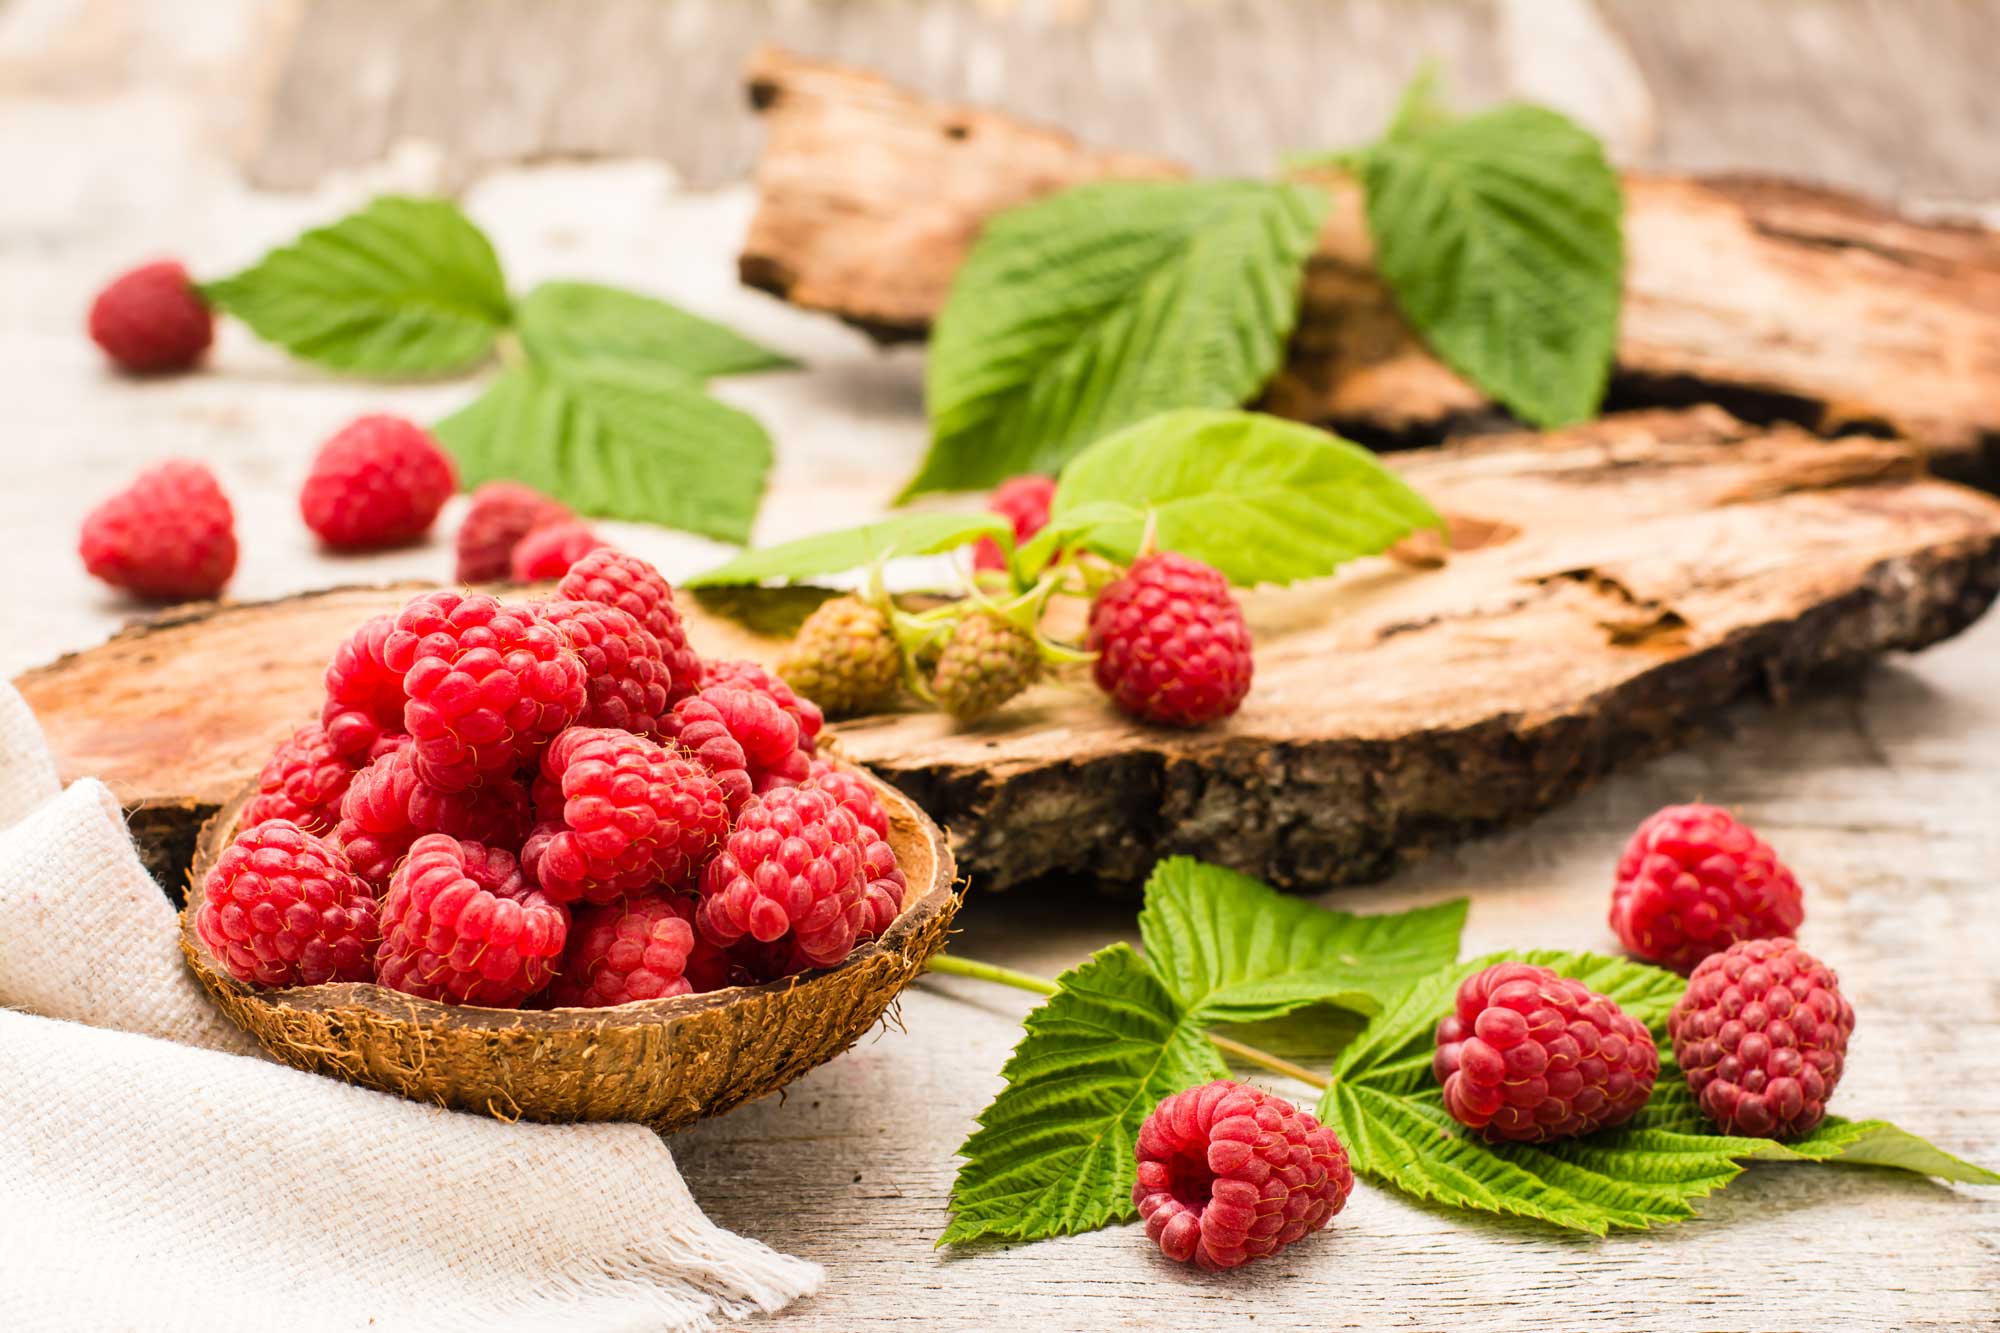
xmin=1088 ymin=552 xmax=1253 ymax=727
xmin=558 ymin=548 xmax=700 ymax=706
xmin=1133 ymin=1079 xmax=1353 ymax=1270
xmin=87 ymin=259 xmax=213 ymax=374
xmin=509 ymin=520 xmax=605 ymax=581
xmin=534 ymin=598 xmax=671 ymax=737
xmin=195 ymin=820 xmax=378 ymax=988
xmin=523 ymin=727 xmax=729 ymax=905
xmin=300 ymin=414 xmax=456 ymax=550
xmin=697 ymin=784 xmax=872 ymax=968
xmin=1611 ymin=803 xmax=1806 ymax=973
xmin=543 ymin=892 xmax=728 ymax=1007
xmin=375 ymin=835 xmax=567 ymax=1007
xmin=332 ymin=741 xmax=529 ymax=888
xmin=78 ymin=460 xmax=236 ymax=602
xmin=455 ymin=480 xmax=573 ymax=582
xmin=701 ymin=659 xmax=823 ymax=754
xmin=972 ymin=473 xmax=1056 ymax=573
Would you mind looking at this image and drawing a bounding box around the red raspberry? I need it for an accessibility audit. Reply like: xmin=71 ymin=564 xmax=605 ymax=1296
xmin=1669 ymin=938 xmax=1854 ymax=1139
xmin=523 ymin=727 xmax=729 ymax=905
xmin=1133 ymin=1079 xmax=1353 ymax=1270
xmin=509 ymin=520 xmax=605 ymax=581
xmin=320 ymin=613 xmax=407 ymax=758
xmin=78 ymin=460 xmax=236 ymax=601
xmin=543 ymin=892 xmax=730 ymax=1007
xmin=856 ymin=835 xmax=905 ymax=940
xmin=375 ymin=835 xmax=566 ymax=1007
xmin=455 ymin=481 xmax=572 ymax=582
xmin=702 ymin=659 xmax=823 ymax=755
xmin=665 ymin=687 xmax=806 ymax=808
xmin=973 ymin=473 xmax=1056 ymax=573
xmin=534 ymin=599 xmax=671 ymax=737
xmin=333 ymin=742 xmax=530 ymax=887
xmin=805 ymin=760 xmax=903 ymax=938
xmin=300 ymin=414 xmax=457 ymax=550
xmin=805 ymin=759 xmax=890 ymax=841
xmin=195 ymin=820 xmax=378 ymax=988
xmin=697 ymin=785 xmax=871 ymax=968
xmin=1088 ymin=552 xmax=1253 ymax=727
xmin=87 ymin=260 xmax=212 ymax=373
xmin=1434 ymin=961 xmax=1659 ymax=1143
xmin=558 ymin=549 xmax=699 ymax=705
xmin=382 ymin=590 xmax=587 ymax=791
xmin=243 ymin=723 xmax=361 ymax=836
xmin=1611 ymin=804 xmax=1806 ymax=973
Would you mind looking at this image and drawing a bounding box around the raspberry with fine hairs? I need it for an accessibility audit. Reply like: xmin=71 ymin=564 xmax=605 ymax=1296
xmin=243 ymin=723 xmax=363 ymax=836
xmin=195 ymin=820 xmax=378 ymax=988
xmin=375 ymin=835 xmax=567 ymax=1007
xmin=805 ymin=759 xmax=890 ymax=841
xmin=455 ymin=481 xmax=573 ymax=583
xmin=1089 ymin=552 xmax=1253 ymax=727
xmin=320 ymin=613 xmax=407 ymax=758
xmin=300 ymin=414 xmax=456 ymax=550
xmin=665 ymin=687 xmax=806 ymax=810
xmin=1133 ymin=1079 xmax=1353 ymax=1270
xmin=544 ymin=893 xmax=729 ymax=1007
xmin=78 ymin=460 xmax=236 ymax=602
xmin=523 ymin=727 xmax=729 ymax=905
xmin=1669 ymin=937 xmax=1854 ymax=1139
xmin=333 ymin=742 xmax=530 ymax=887
xmin=510 ymin=520 xmax=605 ymax=581
xmin=973 ymin=474 xmax=1056 ymax=573
xmin=1434 ymin=961 xmax=1659 ymax=1143
xmin=1611 ymin=803 xmax=1806 ymax=973
xmin=382 ymin=590 xmax=587 ymax=791
xmin=701 ymin=659 xmax=823 ymax=755
xmin=697 ymin=784 xmax=872 ymax=968
xmin=534 ymin=599 xmax=671 ymax=737
xmin=87 ymin=259 xmax=212 ymax=374
xmin=558 ymin=549 xmax=700 ymax=705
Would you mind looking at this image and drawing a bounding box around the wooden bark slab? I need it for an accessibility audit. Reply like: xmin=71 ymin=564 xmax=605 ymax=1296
xmin=739 ymin=49 xmax=2000 ymax=476
xmin=17 ymin=408 xmax=2000 ymax=893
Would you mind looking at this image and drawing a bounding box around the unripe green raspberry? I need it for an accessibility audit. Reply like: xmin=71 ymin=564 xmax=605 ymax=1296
xmin=931 ymin=611 xmax=1040 ymax=722
xmin=777 ymin=595 xmax=903 ymax=718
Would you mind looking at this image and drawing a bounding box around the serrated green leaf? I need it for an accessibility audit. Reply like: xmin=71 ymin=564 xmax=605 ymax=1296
xmin=203 ymin=196 xmax=510 ymax=376
xmin=909 ymin=180 xmax=1328 ymax=498
xmin=516 ymin=280 xmax=796 ymax=380
xmin=1013 ymin=499 xmax=1143 ymax=581
xmin=1051 ymin=409 xmax=1443 ymax=586
xmin=941 ymin=944 xmax=1227 ymax=1246
xmin=1353 ymin=102 xmax=1623 ymax=428
xmin=434 ymin=360 xmax=771 ymax=543
xmin=685 ymin=512 xmax=1009 ymax=588
xmin=1137 ymin=856 xmax=1466 ymax=1024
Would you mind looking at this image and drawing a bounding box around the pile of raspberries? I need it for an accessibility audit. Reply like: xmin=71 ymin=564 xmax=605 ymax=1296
xmin=195 ymin=547 xmax=908 ymax=1010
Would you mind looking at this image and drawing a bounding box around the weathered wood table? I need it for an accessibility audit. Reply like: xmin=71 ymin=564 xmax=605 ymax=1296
xmin=4 ymin=3 xmax=1995 ymax=1328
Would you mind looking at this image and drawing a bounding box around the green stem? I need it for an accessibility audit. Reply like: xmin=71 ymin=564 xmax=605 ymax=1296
xmin=925 ymin=953 xmax=1331 ymax=1091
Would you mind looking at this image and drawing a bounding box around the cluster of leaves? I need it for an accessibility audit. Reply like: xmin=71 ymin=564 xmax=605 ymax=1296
xmin=939 ymin=860 xmax=1998 ymax=1247
xmin=201 ymin=196 xmax=794 ymax=543
xmin=906 ymin=69 xmax=1624 ymax=497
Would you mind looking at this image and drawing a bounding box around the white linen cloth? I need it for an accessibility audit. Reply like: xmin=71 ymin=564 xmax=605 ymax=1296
xmin=0 ymin=681 xmax=822 ymax=1331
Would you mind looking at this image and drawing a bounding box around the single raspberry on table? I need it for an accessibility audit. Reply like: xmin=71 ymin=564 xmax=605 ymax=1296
xmin=972 ymin=474 xmax=1057 ymax=574
xmin=697 ymin=784 xmax=873 ymax=968
xmin=524 ymin=727 xmax=729 ymax=905
xmin=665 ymin=687 xmax=808 ymax=811
xmin=375 ymin=834 xmax=567 ymax=1007
xmin=931 ymin=611 xmax=1040 ymax=722
xmin=1133 ymin=1079 xmax=1353 ymax=1270
xmin=1669 ymin=937 xmax=1854 ymax=1139
xmin=320 ymin=613 xmax=408 ymax=758
xmin=87 ymin=259 xmax=213 ymax=374
xmin=382 ymin=590 xmax=587 ymax=791
xmin=333 ymin=741 xmax=530 ymax=887
xmin=195 ymin=819 xmax=378 ymax=988
xmin=300 ymin=414 xmax=457 ymax=550
xmin=242 ymin=723 xmax=363 ymax=836
xmin=534 ymin=599 xmax=671 ymax=737
xmin=510 ymin=520 xmax=605 ymax=581
xmin=1088 ymin=552 xmax=1253 ymax=727
xmin=78 ymin=460 xmax=237 ymax=602
xmin=777 ymin=595 xmax=903 ymax=718
xmin=1434 ymin=960 xmax=1659 ymax=1143
xmin=455 ymin=481 xmax=573 ymax=582
xmin=701 ymin=659 xmax=823 ymax=754
xmin=557 ymin=548 xmax=700 ymax=706
xmin=1610 ymin=803 xmax=1806 ymax=973
xmin=543 ymin=892 xmax=729 ymax=1007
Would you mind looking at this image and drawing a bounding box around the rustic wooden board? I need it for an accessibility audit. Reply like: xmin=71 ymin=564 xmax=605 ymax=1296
xmin=739 ymin=49 xmax=2000 ymax=475
xmin=18 ymin=408 xmax=2000 ymax=893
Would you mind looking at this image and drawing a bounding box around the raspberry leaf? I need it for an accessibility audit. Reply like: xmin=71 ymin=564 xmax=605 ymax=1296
xmin=1051 ymin=409 xmax=1444 ymax=585
xmin=686 ymin=513 xmax=1012 ymax=587
xmin=908 ymin=180 xmax=1328 ymax=498
xmin=516 ymin=280 xmax=797 ymax=380
xmin=203 ymin=196 xmax=511 ymax=376
xmin=1138 ymin=857 xmax=1466 ymax=1023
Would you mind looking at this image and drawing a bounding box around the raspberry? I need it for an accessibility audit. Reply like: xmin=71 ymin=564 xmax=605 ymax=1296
xmin=1610 ymin=804 xmax=1806 ymax=973
xmin=972 ymin=473 xmax=1056 ymax=573
xmin=665 ymin=687 xmax=808 ymax=808
xmin=1669 ymin=938 xmax=1854 ymax=1139
xmin=856 ymin=834 xmax=906 ymax=940
xmin=300 ymin=414 xmax=457 ymax=550
xmin=931 ymin=611 xmax=1040 ymax=722
xmin=1434 ymin=961 xmax=1659 ymax=1143
xmin=534 ymin=599 xmax=671 ymax=737
xmin=87 ymin=260 xmax=212 ymax=374
xmin=243 ymin=723 xmax=361 ymax=836
xmin=701 ymin=658 xmax=823 ymax=755
xmin=558 ymin=549 xmax=700 ymax=706
xmin=777 ymin=596 xmax=903 ymax=718
xmin=1089 ymin=552 xmax=1253 ymax=727
xmin=375 ymin=835 xmax=567 ymax=1007
xmin=320 ymin=613 xmax=407 ymax=758
xmin=455 ymin=481 xmax=573 ymax=582
xmin=509 ymin=520 xmax=605 ymax=581
xmin=77 ymin=460 xmax=236 ymax=601
xmin=523 ymin=727 xmax=729 ymax=905
xmin=194 ymin=820 xmax=378 ymax=988
xmin=333 ymin=742 xmax=530 ymax=887
xmin=697 ymin=785 xmax=872 ymax=968
xmin=805 ymin=759 xmax=890 ymax=841
xmin=1133 ymin=1079 xmax=1353 ymax=1270
xmin=383 ymin=590 xmax=587 ymax=791
xmin=543 ymin=893 xmax=728 ymax=1007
